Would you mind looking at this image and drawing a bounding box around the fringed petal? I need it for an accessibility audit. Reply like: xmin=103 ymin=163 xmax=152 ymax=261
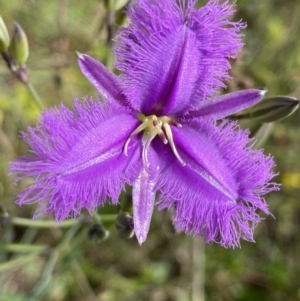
xmin=114 ymin=0 xmax=245 ymax=115
xmin=78 ymin=54 xmax=133 ymax=109
xmin=10 ymin=99 xmax=140 ymax=221
xmin=156 ymin=119 xmax=279 ymax=248
xmin=182 ymin=89 xmax=267 ymax=121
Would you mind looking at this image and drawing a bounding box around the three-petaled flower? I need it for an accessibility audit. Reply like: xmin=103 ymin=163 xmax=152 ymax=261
xmin=10 ymin=0 xmax=279 ymax=247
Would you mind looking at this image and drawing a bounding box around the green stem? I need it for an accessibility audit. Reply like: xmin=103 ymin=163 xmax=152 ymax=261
xmin=95 ymin=213 xmax=117 ymax=222
xmin=10 ymin=214 xmax=117 ymax=228
xmin=26 ymin=82 xmax=44 ymax=110
xmin=0 ymin=254 xmax=37 ymax=273
xmin=26 ymin=250 xmax=59 ymax=301
xmin=92 ymin=211 xmax=102 ymax=223
xmin=10 ymin=217 xmax=80 ymax=228
xmin=191 ymin=237 xmax=205 ymax=301
xmin=26 ymin=223 xmax=82 ymax=301
xmin=0 ymin=243 xmax=48 ymax=253
xmin=2 ymin=51 xmax=44 ymax=109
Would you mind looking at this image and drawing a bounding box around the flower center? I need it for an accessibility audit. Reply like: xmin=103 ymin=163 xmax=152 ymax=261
xmin=124 ymin=114 xmax=186 ymax=167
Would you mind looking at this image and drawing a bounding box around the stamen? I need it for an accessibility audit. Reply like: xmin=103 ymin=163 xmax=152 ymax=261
xmin=123 ymin=114 xmax=186 ymax=167
xmin=158 ymin=130 xmax=168 ymax=144
xmin=163 ymin=123 xmax=186 ymax=166
xmin=168 ymin=119 xmax=182 ymax=128
xmin=142 ymin=128 xmax=159 ymax=166
xmin=124 ymin=118 xmax=149 ymax=156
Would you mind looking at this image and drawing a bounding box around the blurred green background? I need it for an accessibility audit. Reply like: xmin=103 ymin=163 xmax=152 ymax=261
xmin=0 ymin=0 xmax=299 ymax=300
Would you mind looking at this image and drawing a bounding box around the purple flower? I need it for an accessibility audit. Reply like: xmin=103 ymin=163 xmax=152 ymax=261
xmin=10 ymin=0 xmax=279 ymax=247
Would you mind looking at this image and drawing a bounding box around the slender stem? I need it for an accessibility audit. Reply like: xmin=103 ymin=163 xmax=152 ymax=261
xmin=191 ymin=237 xmax=205 ymax=301
xmin=26 ymin=223 xmax=82 ymax=301
xmin=92 ymin=211 xmax=102 ymax=223
xmin=95 ymin=214 xmax=117 ymax=222
xmin=1 ymin=50 xmax=45 ymax=109
xmin=106 ymin=10 xmax=115 ymax=46
xmin=92 ymin=211 xmax=117 ymax=223
xmin=10 ymin=214 xmax=117 ymax=228
xmin=1 ymin=228 xmax=40 ymax=288
xmin=0 ymin=254 xmax=37 ymax=273
xmin=0 ymin=243 xmax=48 ymax=253
xmin=26 ymin=249 xmax=59 ymax=301
xmin=26 ymin=82 xmax=44 ymax=110
xmin=10 ymin=217 xmax=81 ymax=228
xmin=70 ymin=262 xmax=97 ymax=301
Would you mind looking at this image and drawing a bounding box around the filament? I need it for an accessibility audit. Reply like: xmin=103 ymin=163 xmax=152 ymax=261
xmin=124 ymin=118 xmax=149 ymax=156
xmin=163 ymin=123 xmax=186 ymax=166
xmin=142 ymin=128 xmax=159 ymax=166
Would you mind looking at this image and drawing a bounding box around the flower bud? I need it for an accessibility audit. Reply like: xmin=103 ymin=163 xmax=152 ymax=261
xmin=115 ymin=212 xmax=134 ymax=239
xmin=10 ymin=22 xmax=29 ymax=65
xmin=249 ymin=96 xmax=300 ymax=123
xmin=0 ymin=16 xmax=10 ymax=52
xmin=88 ymin=223 xmax=109 ymax=242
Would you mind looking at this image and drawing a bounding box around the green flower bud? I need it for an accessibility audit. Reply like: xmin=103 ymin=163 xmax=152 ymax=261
xmin=10 ymin=22 xmax=29 ymax=65
xmin=88 ymin=223 xmax=110 ymax=243
xmin=115 ymin=212 xmax=134 ymax=239
xmin=0 ymin=16 xmax=10 ymax=52
xmin=249 ymin=96 xmax=299 ymax=123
